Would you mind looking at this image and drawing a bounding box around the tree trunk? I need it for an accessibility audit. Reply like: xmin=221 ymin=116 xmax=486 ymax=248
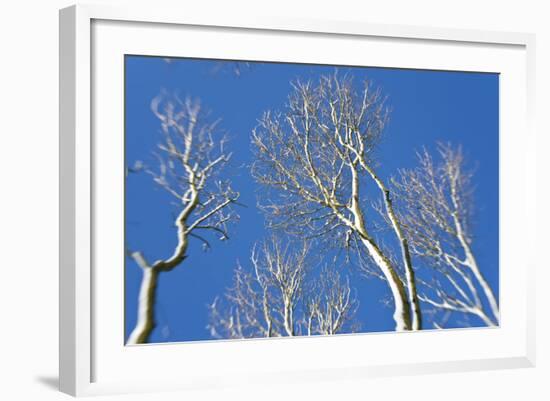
xmin=127 ymin=266 xmax=159 ymax=344
xmin=348 ymin=165 xmax=412 ymax=331
xmin=362 ymin=161 xmax=422 ymax=330
xmin=359 ymin=237 xmax=412 ymax=331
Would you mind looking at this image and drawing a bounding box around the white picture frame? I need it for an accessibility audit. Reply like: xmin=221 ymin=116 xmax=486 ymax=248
xmin=59 ymin=4 xmax=536 ymax=397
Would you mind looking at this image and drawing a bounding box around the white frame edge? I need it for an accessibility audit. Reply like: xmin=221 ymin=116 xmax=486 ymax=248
xmin=60 ymin=5 xmax=92 ymax=397
xmin=59 ymin=3 xmax=536 ymax=397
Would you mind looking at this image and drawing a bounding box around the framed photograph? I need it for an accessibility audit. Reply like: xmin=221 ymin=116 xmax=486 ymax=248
xmin=59 ymin=4 xmax=536 ymax=396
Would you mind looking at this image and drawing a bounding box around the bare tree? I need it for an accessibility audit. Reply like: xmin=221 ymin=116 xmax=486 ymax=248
xmin=250 ymin=73 xmax=421 ymax=331
xmin=304 ymin=267 xmax=358 ymax=335
xmin=391 ymin=144 xmax=499 ymax=327
xmin=208 ymin=238 xmax=358 ymax=339
xmin=127 ymin=92 xmax=239 ymax=344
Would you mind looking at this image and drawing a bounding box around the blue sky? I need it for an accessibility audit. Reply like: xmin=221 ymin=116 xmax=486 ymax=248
xmin=125 ymin=56 xmax=499 ymax=343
